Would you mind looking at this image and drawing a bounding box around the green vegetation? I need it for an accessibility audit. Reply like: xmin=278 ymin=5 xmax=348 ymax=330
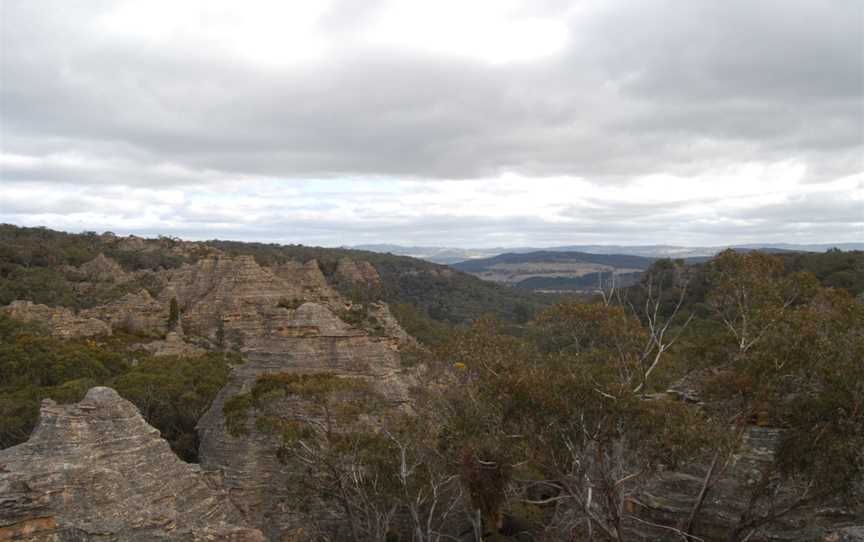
xmin=1 ymin=224 xmax=861 ymax=539
xmin=0 ymin=225 xmax=182 ymax=310
xmin=167 ymin=297 xmax=180 ymax=330
xmin=451 ymin=250 xmax=657 ymax=273
xmin=515 ymin=270 xmax=642 ymax=291
xmin=0 ymin=224 xmax=555 ymax=325
xmin=230 ymin=249 xmax=863 ymax=541
xmin=209 ymin=238 xmax=557 ymax=325
xmin=0 ymin=313 xmax=237 ymax=461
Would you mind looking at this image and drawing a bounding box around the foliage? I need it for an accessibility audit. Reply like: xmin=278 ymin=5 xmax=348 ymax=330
xmin=208 ymin=238 xmax=556 ymax=325
xmin=112 ymin=352 xmax=235 ymax=461
xmin=167 ymin=297 xmax=180 ymax=331
xmin=0 ymin=313 xmax=235 ymax=461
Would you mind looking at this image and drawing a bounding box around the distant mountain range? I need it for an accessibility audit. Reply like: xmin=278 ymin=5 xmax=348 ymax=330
xmin=352 ymin=243 xmax=864 ymax=265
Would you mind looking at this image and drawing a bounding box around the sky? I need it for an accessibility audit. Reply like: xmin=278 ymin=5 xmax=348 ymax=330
xmin=1 ymin=0 xmax=862 ymax=248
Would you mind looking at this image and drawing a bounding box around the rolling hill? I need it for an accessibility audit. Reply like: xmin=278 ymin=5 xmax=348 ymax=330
xmin=451 ymin=250 xmax=657 ymax=292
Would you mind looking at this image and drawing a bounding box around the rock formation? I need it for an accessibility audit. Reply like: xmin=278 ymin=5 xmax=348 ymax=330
xmin=76 ymin=253 xmax=129 ymax=283
xmin=271 ymin=259 xmax=343 ymax=307
xmin=0 ymin=301 xmax=111 ymax=338
xmin=335 ymin=257 xmax=381 ymax=286
xmin=0 ymin=387 xmax=263 ymax=541
xmin=197 ymin=300 xmax=412 ymax=540
xmin=137 ymin=330 xmax=208 ymax=357
xmin=80 ymin=289 xmax=167 ymax=334
xmin=1 ymin=250 xmax=414 ymax=539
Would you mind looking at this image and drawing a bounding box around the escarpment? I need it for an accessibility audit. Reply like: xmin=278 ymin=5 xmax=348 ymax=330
xmin=197 ymin=299 xmax=413 ymax=540
xmin=0 ymin=387 xmax=264 ymax=541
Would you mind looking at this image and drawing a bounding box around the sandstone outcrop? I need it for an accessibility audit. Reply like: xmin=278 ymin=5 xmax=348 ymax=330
xmin=0 ymin=387 xmax=263 ymax=541
xmin=198 ymin=300 xmax=412 ymax=540
xmin=335 ymin=257 xmax=381 ymax=286
xmin=369 ymin=301 xmax=413 ymax=343
xmin=80 ymin=289 xmax=167 ymax=334
xmin=138 ymin=330 xmax=208 ymax=357
xmin=271 ymin=259 xmax=343 ymax=307
xmin=0 ymin=301 xmax=110 ymax=338
xmin=157 ymin=255 xmax=349 ymax=344
xmin=76 ymin=253 xmax=129 ymax=282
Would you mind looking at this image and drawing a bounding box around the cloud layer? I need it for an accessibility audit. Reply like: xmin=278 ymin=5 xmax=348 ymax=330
xmin=1 ymin=0 xmax=862 ymax=246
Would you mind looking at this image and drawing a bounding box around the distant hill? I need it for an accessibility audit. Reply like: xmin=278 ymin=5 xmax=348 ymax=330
xmin=452 ymin=251 xmax=657 ymax=273
xmin=354 ymin=243 xmax=864 ymax=264
xmin=451 ymin=250 xmax=657 ymax=292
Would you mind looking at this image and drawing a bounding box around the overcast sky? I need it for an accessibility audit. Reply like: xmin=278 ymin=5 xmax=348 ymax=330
xmin=1 ymin=0 xmax=862 ymax=248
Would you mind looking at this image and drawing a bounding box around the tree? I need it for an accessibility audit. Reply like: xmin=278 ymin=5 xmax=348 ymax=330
xmin=658 ymin=251 xmax=864 ymax=541
xmin=225 ymin=372 xmax=402 ymax=541
xmin=167 ymin=297 xmax=180 ymax=331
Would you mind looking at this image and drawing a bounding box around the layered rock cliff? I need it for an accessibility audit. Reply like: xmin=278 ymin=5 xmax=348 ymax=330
xmin=0 ymin=387 xmax=263 ymax=541
xmin=197 ymin=301 xmax=412 ymax=540
xmin=159 ymin=255 xmax=346 ymax=343
xmin=80 ymin=289 xmax=167 ymax=334
xmin=335 ymin=257 xmax=381 ymax=286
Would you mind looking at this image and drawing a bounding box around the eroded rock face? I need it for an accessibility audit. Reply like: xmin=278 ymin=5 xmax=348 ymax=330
xmin=197 ymin=301 xmax=412 ymax=540
xmin=80 ymin=289 xmax=167 ymax=334
xmin=76 ymin=254 xmax=129 ymax=283
xmin=0 ymin=387 xmax=263 ymax=541
xmin=158 ymin=256 xmax=342 ymax=342
xmin=271 ymin=260 xmax=343 ymax=306
xmin=1 ymin=301 xmax=111 ymax=338
xmin=335 ymin=257 xmax=381 ymax=286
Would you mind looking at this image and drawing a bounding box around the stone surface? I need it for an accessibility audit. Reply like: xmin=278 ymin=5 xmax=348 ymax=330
xmin=197 ymin=300 xmax=412 ymax=540
xmin=0 ymin=301 xmax=111 ymax=338
xmin=158 ymin=255 xmax=331 ymax=341
xmin=0 ymin=387 xmax=263 ymax=541
xmin=335 ymin=257 xmax=381 ymax=285
xmin=271 ymin=260 xmax=343 ymax=307
xmin=76 ymin=254 xmax=129 ymax=283
xmin=369 ymin=302 xmax=413 ymax=343
xmin=825 ymin=527 xmax=864 ymax=542
xmin=138 ymin=330 xmax=208 ymax=357
xmin=80 ymin=289 xmax=167 ymax=334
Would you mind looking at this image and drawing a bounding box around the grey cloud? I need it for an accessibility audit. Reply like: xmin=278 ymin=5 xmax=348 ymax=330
xmin=3 ymin=0 xmax=861 ymax=182
xmin=0 ymin=0 xmax=862 ymax=246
